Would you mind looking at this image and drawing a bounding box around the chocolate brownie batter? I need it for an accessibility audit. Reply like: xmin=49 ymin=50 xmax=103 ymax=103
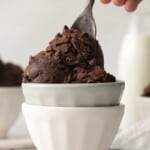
xmin=23 ymin=26 xmax=115 ymax=83
xmin=0 ymin=60 xmax=23 ymax=86
xmin=142 ymin=84 xmax=150 ymax=97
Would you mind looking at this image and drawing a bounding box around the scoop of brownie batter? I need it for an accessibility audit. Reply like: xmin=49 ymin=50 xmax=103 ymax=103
xmin=142 ymin=84 xmax=150 ymax=97
xmin=0 ymin=60 xmax=23 ymax=86
xmin=23 ymin=26 xmax=116 ymax=83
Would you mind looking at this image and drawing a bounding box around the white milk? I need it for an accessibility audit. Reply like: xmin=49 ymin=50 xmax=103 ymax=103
xmin=118 ymin=32 xmax=150 ymax=128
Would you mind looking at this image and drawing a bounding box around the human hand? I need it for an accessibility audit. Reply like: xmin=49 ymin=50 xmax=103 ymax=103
xmin=100 ymin=0 xmax=142 ymax=12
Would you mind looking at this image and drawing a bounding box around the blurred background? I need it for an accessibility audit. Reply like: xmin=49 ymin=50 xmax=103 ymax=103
xmin=0 ymin=0 xmax=149 ymax=137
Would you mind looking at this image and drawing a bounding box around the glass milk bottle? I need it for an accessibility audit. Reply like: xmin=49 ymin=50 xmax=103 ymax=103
xmin=118 ymin=12 xmax=150 ymax=129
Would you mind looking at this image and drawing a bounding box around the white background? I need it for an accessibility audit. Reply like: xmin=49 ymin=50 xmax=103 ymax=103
xmin=0 ymin=0 xmax=149 ymax=136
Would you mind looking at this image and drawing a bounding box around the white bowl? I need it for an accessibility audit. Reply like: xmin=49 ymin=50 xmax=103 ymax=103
xmin=137 ymin=96 xmax=150 ymax=121
xmin=22 ymin=103 xmax=124 ymax=150
xmin=22 ymin=81 xmax=125 ymax=106
xmin=0 ymin=87 xmax=24 ymax=138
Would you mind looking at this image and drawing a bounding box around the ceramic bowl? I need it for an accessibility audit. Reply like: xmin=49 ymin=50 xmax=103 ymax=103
xmin=22 ymin=81 xmax=125 ymax=107
xmin=22 ymin=103 xmax=124 ymax=150
xmin=137 ymin=96 xmax=150 ymax=120
xmin=0 ymin=87 xmax=24 ymax=138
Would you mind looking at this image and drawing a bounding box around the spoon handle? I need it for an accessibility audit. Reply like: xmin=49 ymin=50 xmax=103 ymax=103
xmin=86 ymin=0 xmax=95 ymax=8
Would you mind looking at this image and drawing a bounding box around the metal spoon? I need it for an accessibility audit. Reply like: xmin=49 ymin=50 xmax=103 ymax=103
xmin=71 ymin=0 xmax=96 ymax=38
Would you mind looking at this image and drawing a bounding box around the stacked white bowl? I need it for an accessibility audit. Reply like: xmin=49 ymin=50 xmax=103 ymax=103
xmin=22 ymin=81 xmax=125 ymax=150
xmin=0 ymin=87 xmax=24 ymax=138
xmin=137 ymin=95 xmax=150 ymax=121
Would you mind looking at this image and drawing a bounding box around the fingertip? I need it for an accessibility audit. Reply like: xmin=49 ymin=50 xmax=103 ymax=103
xmin=112 ymin=0 xmax=125 ymax=6
xmin=100 ymin=0 xmax=111 ymax=4
xmin=124 ymin=1 xmax=138 ymax=12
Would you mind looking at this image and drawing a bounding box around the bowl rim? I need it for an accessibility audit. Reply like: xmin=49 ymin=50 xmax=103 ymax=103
xmin=22 ymin=80 xmax=125 ymax=88
xmin=22 ymin=103 xmax=125 ymax=110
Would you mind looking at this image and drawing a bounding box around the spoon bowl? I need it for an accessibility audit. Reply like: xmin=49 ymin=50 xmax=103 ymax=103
xmin=72 ymin=0 xmax=96 ymax=38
